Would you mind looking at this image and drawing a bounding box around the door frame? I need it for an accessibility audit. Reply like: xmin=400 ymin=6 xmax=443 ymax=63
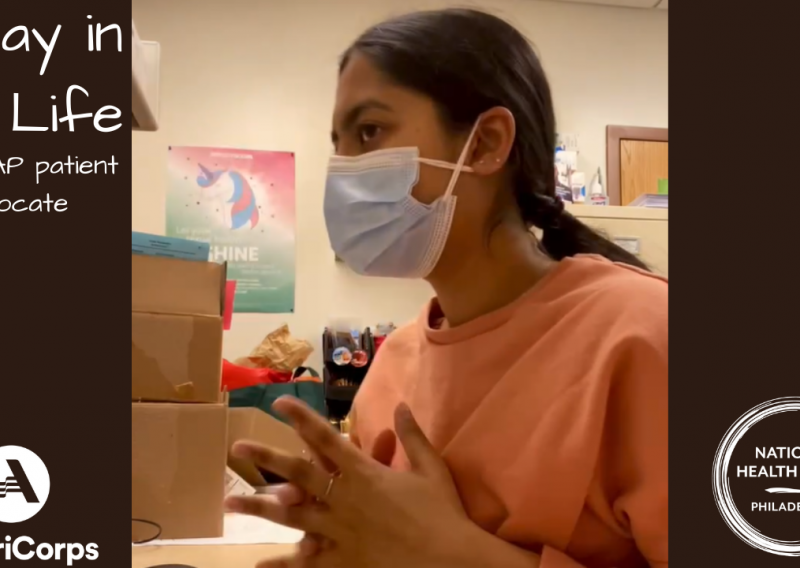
xmin=606 ymin=125 xmax=668 ymax=205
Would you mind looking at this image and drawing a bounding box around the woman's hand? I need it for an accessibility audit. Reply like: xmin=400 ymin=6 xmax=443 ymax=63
xmin=224 ymin=397 xmax=481 ymax=568
xmin=270 ymin=423 xmax=399 ymax=558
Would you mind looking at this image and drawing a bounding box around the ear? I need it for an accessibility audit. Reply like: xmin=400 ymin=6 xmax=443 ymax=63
xmin=469 ymin=107 xmax=515 ymax=176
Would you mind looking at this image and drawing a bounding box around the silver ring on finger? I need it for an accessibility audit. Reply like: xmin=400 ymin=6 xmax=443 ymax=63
xmin=322 ymin=471 xmax=341 ymax=502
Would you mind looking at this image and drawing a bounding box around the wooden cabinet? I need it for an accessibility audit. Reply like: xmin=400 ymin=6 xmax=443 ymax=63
xmin=620 ymin=140 xmax=668 ymax=206
xmin=606 ymin=126 xmax=668 ymax=206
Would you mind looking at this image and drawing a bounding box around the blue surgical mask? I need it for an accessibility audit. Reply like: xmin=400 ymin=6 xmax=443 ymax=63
xmin=324 ymin=123 xmax=479 ymax=278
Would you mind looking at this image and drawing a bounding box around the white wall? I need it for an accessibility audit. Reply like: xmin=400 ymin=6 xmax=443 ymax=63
xmin=132 ymin=0 xmax=668 ymax=370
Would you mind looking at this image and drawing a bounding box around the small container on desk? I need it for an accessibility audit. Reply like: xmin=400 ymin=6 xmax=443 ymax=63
xmin=322 ymin=327 xmax=375 ymax=422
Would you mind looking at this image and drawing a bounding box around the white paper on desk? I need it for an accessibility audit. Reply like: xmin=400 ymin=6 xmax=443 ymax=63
xmin=135 ymin=513 xmax=303 ymax=546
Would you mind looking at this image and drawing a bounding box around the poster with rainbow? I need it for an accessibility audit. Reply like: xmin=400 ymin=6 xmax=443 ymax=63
xmin=166 ymin=146 xmax=295 ymax=314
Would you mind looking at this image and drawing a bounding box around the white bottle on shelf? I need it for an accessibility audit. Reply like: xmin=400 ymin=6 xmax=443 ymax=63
xmin=588 ymin=168 xmax=608 ymax=206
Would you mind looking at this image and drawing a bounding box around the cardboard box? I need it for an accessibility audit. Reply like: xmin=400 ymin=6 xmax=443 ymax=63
xmin=227 ymin=408 xmax=308 ymax=487
xmin=132 ymin=312 xmax=222 ymax=403
xmin=132 ymin=254 xmax=225 ymax=317
xmin=132 ymin=402 xmax=228 ymax=541
xmin=132 ymin=254 xmax=226 ymax=403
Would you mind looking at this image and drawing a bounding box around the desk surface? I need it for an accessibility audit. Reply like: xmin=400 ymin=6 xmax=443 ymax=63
xmin=132 ymin=544 xmax=296 ymax=567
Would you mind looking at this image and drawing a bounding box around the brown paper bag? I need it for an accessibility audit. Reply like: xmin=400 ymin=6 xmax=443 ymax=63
xmin=244 ymin=324 xmax=313 ymax=372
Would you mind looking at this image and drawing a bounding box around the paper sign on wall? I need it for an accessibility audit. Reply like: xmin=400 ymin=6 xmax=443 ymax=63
xmin=166 ymin=146 xmax=296 ymax=314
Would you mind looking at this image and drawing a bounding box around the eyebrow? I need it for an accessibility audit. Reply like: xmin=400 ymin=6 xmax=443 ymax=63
xmin=331 ymin=99 xmax=393 ymax=144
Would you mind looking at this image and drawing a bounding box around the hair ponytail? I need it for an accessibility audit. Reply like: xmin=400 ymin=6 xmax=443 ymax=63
xmin=512 ymin=154 xmax=649 ymax=270
xmin=516 ymin=186 xmax=649 ymax=270
xmin=540 ymin=212 xmax=649 ymax=269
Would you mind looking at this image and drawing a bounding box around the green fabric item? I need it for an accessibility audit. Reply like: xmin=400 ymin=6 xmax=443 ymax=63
xmin=229 ymin=381 xmax=326 ymax=423
xmin=657 ymin=178 xmax=668 ymax=195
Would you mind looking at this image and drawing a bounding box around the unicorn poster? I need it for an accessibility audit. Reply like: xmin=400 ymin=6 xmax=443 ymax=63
xmin=166 ymin=146 xmax=295 ymax=313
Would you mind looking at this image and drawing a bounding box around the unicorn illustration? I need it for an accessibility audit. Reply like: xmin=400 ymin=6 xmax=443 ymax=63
xmin=196 ymin=163 xmax=260 ymax=230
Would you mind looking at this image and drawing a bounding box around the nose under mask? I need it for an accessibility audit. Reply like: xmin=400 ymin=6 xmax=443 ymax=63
xmin=323 ymin=122 xmax=479 ymax=278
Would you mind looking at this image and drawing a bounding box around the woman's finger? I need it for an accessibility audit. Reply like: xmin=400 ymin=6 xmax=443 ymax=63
xmin=256 ymin=557 xmax=299 ymax=568
xmin=269 ymin=483 xmax=307 ymax=507
xmin=232 ymin=441 xmax=329 ymax=497
xmin=224 ymin=494 xmax=336 ymax=536
xmin=394 ymin=403 xmax=449 ymax=480
xmin=256 ymin=549 xmax=323 ymax=568
xmin=257 ymin=548 xmax=339 ymax=568
xmin=273 ymin=429 xmax=393 ymax=509
xmin=273 ymin=397 xmax=364 ymax=471
xmin=299 ymin=534 xmax=322 ymax=556
xmin=256 ymin=556 xmax=312 ymax=568
xmin=264 ymin=483 xmax=306 ymax=506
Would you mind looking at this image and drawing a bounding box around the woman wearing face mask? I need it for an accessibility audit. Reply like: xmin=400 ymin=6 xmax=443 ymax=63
xmin=225 ymin=8 xmax=667 ymax=568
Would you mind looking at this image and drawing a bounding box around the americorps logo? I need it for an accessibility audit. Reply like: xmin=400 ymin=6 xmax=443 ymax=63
xmin=0 ymin=445 xmax=50 ymax=523
xmin=0 ymin=445 xmax=98 ymax=565
xmin=712 ymin=397 xmax=800 ymax=557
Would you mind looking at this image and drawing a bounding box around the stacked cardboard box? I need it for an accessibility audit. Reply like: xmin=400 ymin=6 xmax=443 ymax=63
xmin=131 ymin=253 xmax=228 ymax=542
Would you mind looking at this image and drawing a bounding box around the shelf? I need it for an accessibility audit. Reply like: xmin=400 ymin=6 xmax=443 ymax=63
xmin=567 ymin=204 xmax=668 ymax=221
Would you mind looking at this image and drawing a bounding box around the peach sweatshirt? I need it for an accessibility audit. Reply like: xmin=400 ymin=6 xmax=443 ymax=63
xmin=350 ymin=255 xmax=668 ymax=568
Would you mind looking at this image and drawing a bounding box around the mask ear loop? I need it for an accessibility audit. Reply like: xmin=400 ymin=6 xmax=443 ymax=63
xmin=443 ymin=121 xmax=481 ymax=198
xmin=413 ymin=121 xmax=481 ymax=278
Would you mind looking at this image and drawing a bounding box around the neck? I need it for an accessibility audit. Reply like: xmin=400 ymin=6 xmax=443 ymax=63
xmin=427 ymin=225 xmax=555 ymax=328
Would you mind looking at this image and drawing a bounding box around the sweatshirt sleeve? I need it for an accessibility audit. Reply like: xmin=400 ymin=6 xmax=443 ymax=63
xmin=541 ymin=330 xmax=668 ymax=568
xmin=607 ymin=332 xmax=668 ymax=567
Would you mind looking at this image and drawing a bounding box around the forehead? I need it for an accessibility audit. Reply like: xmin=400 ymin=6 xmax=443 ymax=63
xmin=337 ymin=53 xmax=386 ymax=99
xmin=332 ymin=52 xmax=428 ymax=126
xmin=333 ymin=54 xmax=392 ymax=122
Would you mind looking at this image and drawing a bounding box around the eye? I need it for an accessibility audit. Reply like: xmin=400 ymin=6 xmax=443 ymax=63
xmin=357 ymin=124 xmax=382 ymax=146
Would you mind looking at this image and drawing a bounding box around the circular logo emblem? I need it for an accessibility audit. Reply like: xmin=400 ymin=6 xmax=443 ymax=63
xmin=712 ymin=397 xmax=800 ymax=556
xmin=0 ymin=446 xmax=50 ymax=523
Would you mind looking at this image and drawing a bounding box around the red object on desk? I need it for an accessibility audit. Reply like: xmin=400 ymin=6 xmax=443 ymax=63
xmin=223 ymin=280 xmax=237 ymax=330
xmin=221 ymin=359 xmax=293 ymax=391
